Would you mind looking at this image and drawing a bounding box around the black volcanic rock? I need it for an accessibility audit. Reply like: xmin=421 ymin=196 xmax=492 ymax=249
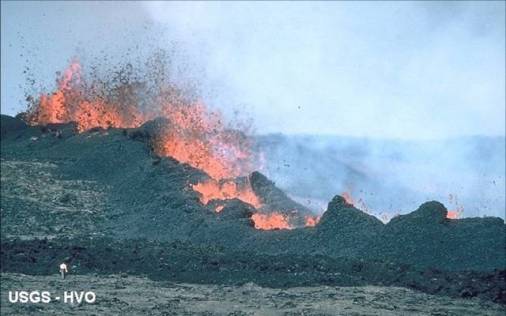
xmin=388 ymin=201 xmax=447 ymax=225
xmin=43 ymin=121 xmax=78 ymax=138
xmin=369 ymin=201 xmax=506 ymax=271
xmin=214 ymin=199 xmax=255 ymax=220
xmin=318 ymin=195 xmax=384 ymax=230
xmin=1 ymin=114 xmax=28 ymax=137
xmin=314 ymin=195 xmax=384 ymax=257
xmin=1 ymin=114 xmax=79 ymax=141
xmin=1 ymin=114 xmax=505 ymax=278
xmin=249 ymin=171 xmax=312 ymax=218
xmin=127 ymin=117 xmax=170 ymax=142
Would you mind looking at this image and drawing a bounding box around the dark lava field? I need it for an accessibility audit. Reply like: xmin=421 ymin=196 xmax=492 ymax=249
xmin=1 ymin=114 xmax=505 ymax=314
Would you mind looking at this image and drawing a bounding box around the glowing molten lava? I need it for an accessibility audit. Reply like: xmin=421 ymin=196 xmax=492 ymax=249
xmin=191 ymin=179 xmax=261 ymax=209
xmin=26 ymin=60 xmax=145 ymax=132
xmin=251 ymin=213 xmax=292 ymax=230
xmin=447 ymin=194 xmax=464 ymax=219
xmin=26 ymin=60 xmax=254 ymax=181
xmin=25 ymin=58 xmax=320 ymax=231
xmin=304 ymin=215 xmax=320 ymax=227
xmin=446 ymin=210 xmax=459 ymax=219
xmin=342 ymin=192 xmax=354 ymax=205
xmin=341 ymin=191 xmax=370 ymax=213
xmin=155 ymin=102 xmax=254 ymax=180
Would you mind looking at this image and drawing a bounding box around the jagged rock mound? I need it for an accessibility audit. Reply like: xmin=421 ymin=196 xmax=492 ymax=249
xmin=388 ymin=201 xmax=447 ymax=225
xmin=43 ymin=122 xmax=78 ymax=138
xmin=318 ymin=195 xmax=384 ymax=231
xmin=126 ymin=117 xmax=170 ymax=142
xmin=1 ymin=114 xmax=79 ymax=141
xmin=249 ymin=171 xmax=312 ymax=217
xmin=212 ymin=199 xmax=255 ymax=220
xmin=1 ymin=114 xmax=28 ymax=137
xmin=313 ymin=195 xmax=384 ymax=257
xmin=371 ymin=201 xmax=506 ymax=271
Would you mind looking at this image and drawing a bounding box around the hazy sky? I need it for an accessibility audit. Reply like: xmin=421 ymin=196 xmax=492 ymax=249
xmin=1 ymin=1 xmax=505 ymax=139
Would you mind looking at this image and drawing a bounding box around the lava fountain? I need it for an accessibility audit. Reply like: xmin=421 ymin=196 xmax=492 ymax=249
xmin=24 ymin=58 xmax=318 ymax=230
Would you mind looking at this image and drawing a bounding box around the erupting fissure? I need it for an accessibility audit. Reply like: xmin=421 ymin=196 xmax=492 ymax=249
xmin=25 ymin=59 xmax=318 ymax=230
xmin=447 ymin=194 xmax=464 ymax=219
xmin=27 ymin=60 xmax=146 ymax=132
xmin=341 ymin=191 xmax=369 ymax=213
xmin=191 ymin=179 xmax=261 ymax=209
xmin=304 ymin=215 xmax=320 ymax=227
xmin=251 ymin=213 xmax=292 ymax=230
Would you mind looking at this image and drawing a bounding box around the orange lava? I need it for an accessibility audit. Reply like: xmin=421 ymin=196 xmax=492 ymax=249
xmin=26 ymin=60 xmax=254 ymax=181
xmin=155 ymin=102 xmax=253 ymax=180
xmin=304 ymin=215 xmax=320 ymax=227
xmin=251 ymin=213 xmax=293 ymax=230
xmin=341 ymin=191 xmax=354 ymax=205
xmin=446 ymin=210 xmax=459 ymax=219
xmin=192 ymin=179 xmax=261 ymax=209
xmin=447 ymin=194 xmax=463 ymax=219
xmin=26 ymin=60 xmax=145 ymax=132
xmin=25 ymin=58 xmax=319 ymax=231
xmin=341 ymin=191 xmax=370 ymax=212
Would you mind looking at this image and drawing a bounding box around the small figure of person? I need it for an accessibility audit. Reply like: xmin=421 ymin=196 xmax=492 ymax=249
xmin=59 ymin=262 xmax=68 ymax=279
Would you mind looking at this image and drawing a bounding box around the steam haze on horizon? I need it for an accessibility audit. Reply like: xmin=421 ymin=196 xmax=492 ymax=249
xmin=1 ymin=1 xmax=505 ymax=140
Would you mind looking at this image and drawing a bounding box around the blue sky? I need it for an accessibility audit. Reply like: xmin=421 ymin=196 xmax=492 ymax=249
xmin=1 ymin=1 xmax=505 ymax=139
